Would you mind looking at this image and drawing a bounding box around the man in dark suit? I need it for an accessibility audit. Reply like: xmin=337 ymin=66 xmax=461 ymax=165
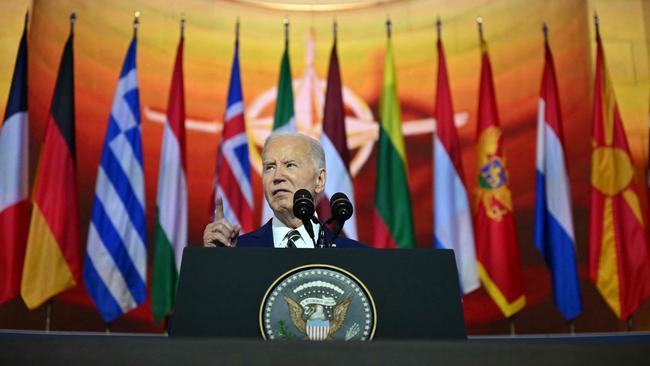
xmin=203 ymin=132 xmax=365 ymax=249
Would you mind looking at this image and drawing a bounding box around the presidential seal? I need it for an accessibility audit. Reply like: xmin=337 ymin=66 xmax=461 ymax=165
xmin=260 ymin=264 xmax=376 ymax=341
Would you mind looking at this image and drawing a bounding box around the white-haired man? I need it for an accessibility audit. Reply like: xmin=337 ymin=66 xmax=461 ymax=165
xmin=203 ymin=132 xmax=364 ymax=248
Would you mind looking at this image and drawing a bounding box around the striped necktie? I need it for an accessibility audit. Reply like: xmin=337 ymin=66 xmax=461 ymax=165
xmin=285 ymin=230 xmax=301 ymax=248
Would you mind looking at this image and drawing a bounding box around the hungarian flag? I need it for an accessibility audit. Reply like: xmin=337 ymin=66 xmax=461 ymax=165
xmin=152 ymin=36 xmax=187 ymax=324
xmin=372 ymin=35 xmax=415 ymax=249
xmin=212 ymin=34 xmax=254 ymax=233
xmin=0 ymin=20 xmax=29 ymax=305
xmin=589 ymin=28 xmax=650 ymax=320
xmin=261 ymin=35 xmax=295 ymax=224
xmin=21 ymin=31 xmax=81 ymax=309
xmin=433 ymin=36 xmax=478 ymax=294
xmin=317 ymin=36 xmax=358 ymax=240
xmin=534 ymin=37 xmax=582 ymax=320
xmin=474 ymin=40 xmax=525 ymax=318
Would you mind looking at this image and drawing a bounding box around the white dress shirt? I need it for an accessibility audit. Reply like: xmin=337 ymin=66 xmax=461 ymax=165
xmin=271 ymin=216 xmax=319 ymax=248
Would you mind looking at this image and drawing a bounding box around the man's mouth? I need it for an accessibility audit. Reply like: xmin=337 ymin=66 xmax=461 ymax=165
xmin=272 ymin=189 xmax=292 ymax=197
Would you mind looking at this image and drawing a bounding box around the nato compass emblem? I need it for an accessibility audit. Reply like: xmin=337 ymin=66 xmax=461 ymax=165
xmin=260 ymin=265 xmax=376 ymax=341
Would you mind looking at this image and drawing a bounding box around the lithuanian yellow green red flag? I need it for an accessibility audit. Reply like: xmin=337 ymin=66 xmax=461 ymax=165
xmin=372 ymin=27 xmax=415 ymax=249
xmin=589 ymin=25 xmax=650 ymax=320
xmin=474 ymin=37 xmax=526 ymax=318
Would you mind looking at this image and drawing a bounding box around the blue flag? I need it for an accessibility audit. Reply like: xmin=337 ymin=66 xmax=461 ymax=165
xmin=83 ymin=38 xmax=147 ymax=322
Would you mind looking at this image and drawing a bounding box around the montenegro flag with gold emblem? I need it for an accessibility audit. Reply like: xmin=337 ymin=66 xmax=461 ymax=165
xmin=21 ymin=28 xmax=80 ymax=310
xmin=589 ymin=26 xmax=650 ymax=321
xmin=474 ymin=38 xmax=526 ymax=318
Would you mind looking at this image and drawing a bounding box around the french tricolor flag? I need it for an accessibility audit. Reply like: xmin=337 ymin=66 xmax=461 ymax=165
xmin=534 ymin=37 xmax=582 ymax=321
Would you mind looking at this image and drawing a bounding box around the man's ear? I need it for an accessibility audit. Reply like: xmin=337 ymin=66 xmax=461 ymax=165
xmin=314 ymin=168 xmax=326 ymax=194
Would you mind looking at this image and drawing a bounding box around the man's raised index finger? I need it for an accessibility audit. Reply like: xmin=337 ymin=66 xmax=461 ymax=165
xmin=214 ymin=196 xmax=225 ymax=222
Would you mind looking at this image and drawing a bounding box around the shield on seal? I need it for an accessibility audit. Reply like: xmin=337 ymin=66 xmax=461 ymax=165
xmin=306 ymin=320 xmax=330 ymax=341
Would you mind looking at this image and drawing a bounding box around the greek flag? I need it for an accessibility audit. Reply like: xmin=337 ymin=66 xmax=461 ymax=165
xmin=83 ymin=38 xmax=147 ymax=322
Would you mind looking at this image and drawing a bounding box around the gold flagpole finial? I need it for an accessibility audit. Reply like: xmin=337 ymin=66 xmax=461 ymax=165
xmin=180 ymin=14 xmax=186 ymax=40
xmin=476 ymin=16 xmax=484 ymax=42
xmin=386 ymin=16 xmax=392 ymax=39
xmin=283 ymin=17 xmax=289 ymax=47
xmin=133 ymin=11 xmax=140 ymax=38
xmin=70 ymin=9 xmax=77 ymax=35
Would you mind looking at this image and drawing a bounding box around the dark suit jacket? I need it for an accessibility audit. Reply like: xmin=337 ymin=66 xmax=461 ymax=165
xmin=238 ymin=219 xmax=367 ymax=248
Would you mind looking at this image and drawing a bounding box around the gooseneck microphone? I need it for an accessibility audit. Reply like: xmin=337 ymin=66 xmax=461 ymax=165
xmin=293 ymin=189 xmax=316 ymax=246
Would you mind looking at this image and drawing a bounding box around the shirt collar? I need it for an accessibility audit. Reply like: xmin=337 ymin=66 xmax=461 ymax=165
xmin=272 ymin=216 xmax=319 ymax=248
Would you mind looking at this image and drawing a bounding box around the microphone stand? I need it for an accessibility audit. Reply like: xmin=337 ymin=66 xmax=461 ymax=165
xmin=313 ymin=217 xmax=333 ymax=248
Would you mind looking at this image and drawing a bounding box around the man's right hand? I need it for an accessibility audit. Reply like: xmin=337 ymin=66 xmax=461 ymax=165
xmin=203 ymin=196 xmax=241 ymax=247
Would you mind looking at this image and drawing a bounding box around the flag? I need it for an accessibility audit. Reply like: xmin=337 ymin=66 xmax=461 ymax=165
xmin=261 ymin=35 xmax=296 ymax=224
xmin=212 ymin=36 xmax=254 ymax=233
xmin=152 ymin=36 xmax=187 ymax=324
xmin=83 ymin=38 xmax=147 ymax=322
xmin=372 ymin=35 xmax=415 ymax=249
xmin=21 ymin=31 xmax=80 ymax=309
xmin=317 ymin=36 xmax=358 ymax=240
xmin=0 ymin=21 xmax=29 ymax=305
xmin=589 ymin=27 xmax=650 ymax=320
xmin=534 ymin=37 xmax=582 ymax=320
xmin=474 ymin=39 xmax=525 ymax=318
xmin=433 ymin=36 xmax=479 ymax=294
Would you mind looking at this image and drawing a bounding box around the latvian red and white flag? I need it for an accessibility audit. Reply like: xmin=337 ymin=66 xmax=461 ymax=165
xmin=317 ymin=36 xmax=358 ymax=239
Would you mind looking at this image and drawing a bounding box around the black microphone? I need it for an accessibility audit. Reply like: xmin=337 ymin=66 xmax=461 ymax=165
xmin=293 ymin=189 xmax=316 ymax=246
xmin=330 ymin=192 xmax=353 ymax=223
xmin=329 ymin=192 xmax=353 ymax=242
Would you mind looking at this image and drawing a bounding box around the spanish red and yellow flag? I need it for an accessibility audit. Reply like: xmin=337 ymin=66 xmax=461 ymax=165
xmin=21 ymin=27 xmax=80 ymax=310
xmin=589 ymin=26 xmax=650 ymax=320
xmin=474 ymin=37 xmax=526 ymax=318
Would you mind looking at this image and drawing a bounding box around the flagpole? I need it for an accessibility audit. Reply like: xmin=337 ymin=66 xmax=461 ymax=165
xmin=477 ymin=16 xmax=484 ymax=46
xmin=627 ymin=315 xmax=633 ymax=331
xmin=386 ymin=16 xmax=391 ymax=39
xmin=70 ymin=9 xmax=76 ymax=36
xmin=24 ymin=10 xmax=29 ymax=31
xmin=333 ymin=18 xmax=337 ymax=44
xmin=45 ymin=299 xmax=52 ymax=331
xmin=284 ymin=17 xmax=289 ymax=48
xmin=133 ymin=11 xmax=140 ymax=38
xmin=542 ymin=22 xmax=548 ymax=44
xmin=180 ymin=14 xmax=185 ymax=40
xmin=508 ymin=315 xmax=516 ymax=336
xmin=436 ymin=16 xmax=441 ymax=40
xmin=235 ymin=17 xmax=240 ymax=47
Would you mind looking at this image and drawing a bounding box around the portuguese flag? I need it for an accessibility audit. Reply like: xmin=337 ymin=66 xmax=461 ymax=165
xmin=589 ymin=26 xmax=650 ymax=320
xmin=372 ymin=35 xmax=415 ymax=249
xmin=474 ymin=39 xmax=525 ymax=318
xmin=21 ymin=31 xmax=80 ymax=309
xmin=152 ymin=36 xmax=187 ymax=324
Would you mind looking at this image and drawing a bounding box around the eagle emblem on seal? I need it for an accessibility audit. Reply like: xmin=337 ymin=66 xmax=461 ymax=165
xmin=284 ymin=295 xmax=352 ymax=341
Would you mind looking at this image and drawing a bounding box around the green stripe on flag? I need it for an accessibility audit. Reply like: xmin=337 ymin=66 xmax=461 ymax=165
xmin=152 ymin=212 xmax=178 ymax=324
xmin=375 ymin=127 xmax=415 ymax=248
xmin=273 ymin=47 xmax=294 ymax=130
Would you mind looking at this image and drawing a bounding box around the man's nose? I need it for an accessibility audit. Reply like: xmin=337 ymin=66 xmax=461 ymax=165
xmin=272 ymin=166 xmax=286 ymax=183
